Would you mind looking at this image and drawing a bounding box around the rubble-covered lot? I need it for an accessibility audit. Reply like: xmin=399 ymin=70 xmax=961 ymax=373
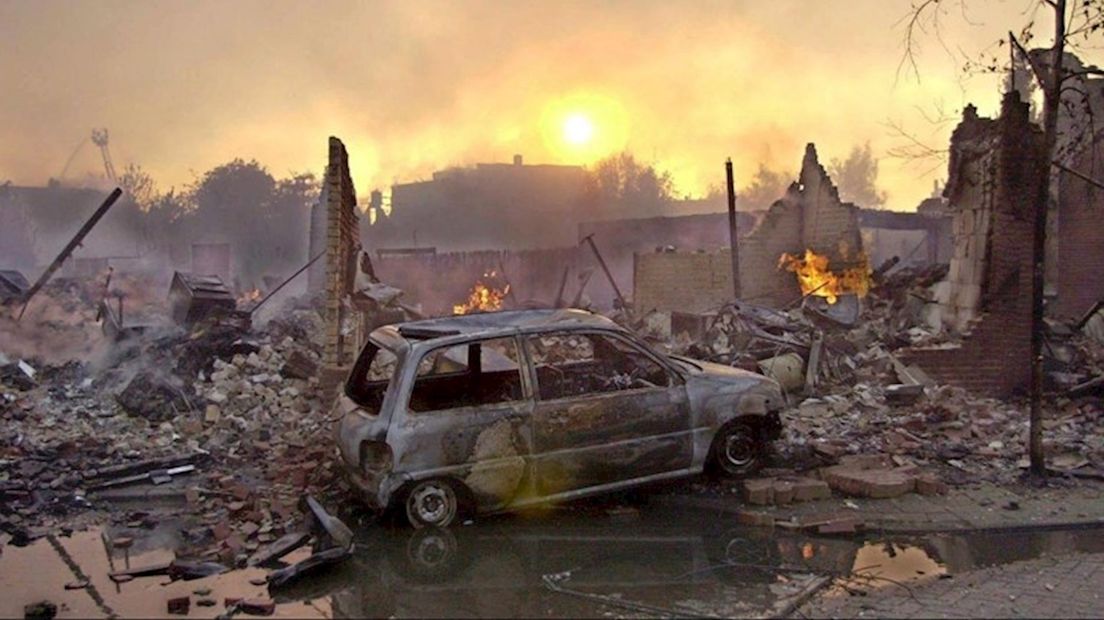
xmin=1 ymin=277 xmax=345 ymax=564
xmin=635 ymin=263 xmax=1104 ymax=491
xmin=1 ymin=263 xmax=1103 ymax=617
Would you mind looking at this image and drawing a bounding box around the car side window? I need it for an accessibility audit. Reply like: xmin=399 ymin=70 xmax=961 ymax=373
xmin=407 ymin=337 xmax=525 ymax=413
xmin=527 ymin=332 xmax=671 ymax=400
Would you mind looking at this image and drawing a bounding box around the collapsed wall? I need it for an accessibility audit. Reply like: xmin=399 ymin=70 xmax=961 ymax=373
xmin=904 ymin=92 xmax=1045 ymax=397
xmin=633 ymin=143 xmax=863 ymax=312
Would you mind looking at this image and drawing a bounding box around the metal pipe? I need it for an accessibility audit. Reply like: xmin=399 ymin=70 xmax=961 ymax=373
xmin=248 ymin=250 xmax=326 ymax=315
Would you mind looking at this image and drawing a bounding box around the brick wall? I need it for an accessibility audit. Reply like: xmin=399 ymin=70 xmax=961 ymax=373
xmin=633 ymin=250 xmax=735 ymax=313
xmin=736 ymin=144 xmax=860 ymax=307
xmin=1055 ymin=142 xmax=1104 ymax=320
xmin=904 ymin=92 xmax=1044 ymax=397
xmin=799 ymin=145 xmax=864 ymax=262
xmin=736 ymin=188 xmax=804 ymax=306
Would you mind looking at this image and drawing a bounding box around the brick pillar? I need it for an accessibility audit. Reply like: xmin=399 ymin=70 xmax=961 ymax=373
xmin=319 ymin=137 xmax=360 ymax=396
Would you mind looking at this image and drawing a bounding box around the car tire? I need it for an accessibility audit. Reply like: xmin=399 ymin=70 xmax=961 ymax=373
xmin=709 ymin=421 xmax=763 ymax=478
xmin=404 ymin=479 xmax=460 ymax=529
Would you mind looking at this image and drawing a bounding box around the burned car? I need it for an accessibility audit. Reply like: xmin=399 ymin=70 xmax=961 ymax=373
xmin=334 ymin=309 xmax=784 ymax=527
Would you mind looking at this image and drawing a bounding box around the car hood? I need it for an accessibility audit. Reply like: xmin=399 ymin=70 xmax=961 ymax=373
xmin=670 ymin=354 xmax=784 ymax=417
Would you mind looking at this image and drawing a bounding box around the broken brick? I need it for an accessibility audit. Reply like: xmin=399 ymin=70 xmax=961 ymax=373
xmin=916 ymin=474 xmax=948 ymax=496
xmin=740 ymin=478 xmax=775 ymax=505
xmin=167 ymin=596 xmax=190 ymax=615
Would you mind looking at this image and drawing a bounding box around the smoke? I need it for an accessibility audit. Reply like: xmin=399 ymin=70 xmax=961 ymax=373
xmin=0 ymin=0 xmax=1055 ymax=210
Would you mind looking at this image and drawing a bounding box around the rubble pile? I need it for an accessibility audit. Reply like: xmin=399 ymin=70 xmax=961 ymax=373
xmin=0 ymin=300 xmax=343 ymax=557
xmin=635 ymin=263 xmax=1104 ymax=486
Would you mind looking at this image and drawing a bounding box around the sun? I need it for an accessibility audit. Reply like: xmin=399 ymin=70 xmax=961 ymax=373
xmin=562 ymin=114 xmax=595 ymax=145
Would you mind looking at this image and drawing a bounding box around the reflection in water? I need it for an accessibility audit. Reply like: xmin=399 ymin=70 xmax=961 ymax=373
xmin=323 ymin=508 xmax=860 ymax=618
xmin=3 ymin=506 xmax=1103 ymax=619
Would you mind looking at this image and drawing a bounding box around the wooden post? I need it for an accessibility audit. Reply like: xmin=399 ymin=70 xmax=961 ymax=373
xmin=726 ymin=159 xmax=741 ymax=300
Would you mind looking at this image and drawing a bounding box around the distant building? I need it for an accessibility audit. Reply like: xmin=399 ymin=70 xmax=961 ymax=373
xmin=366 ymin=155 xmax=590 ymax=252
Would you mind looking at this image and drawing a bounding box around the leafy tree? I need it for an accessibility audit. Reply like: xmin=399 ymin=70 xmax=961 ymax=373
xmin=119 ymin=164 xmax=158 ymax=211
xmin=739 ymin=163 xmax=794 ymax=211
xmin=184 ymin=159 xmax=317 ymax=288
xmin=829 ymin=143 xmax=888 ymax=208
xmin=582 ymin=152 xmax=675 ymax=217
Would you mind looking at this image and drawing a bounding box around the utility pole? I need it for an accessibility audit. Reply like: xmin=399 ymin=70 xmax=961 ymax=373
xmin=17 ymin=188 xmax=123 ymax=320
xmin=726 ymin=159 xmax=741 ymax=300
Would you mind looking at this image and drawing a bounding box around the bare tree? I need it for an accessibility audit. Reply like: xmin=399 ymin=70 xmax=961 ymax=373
xmin=901 ymin=0 xmax=1104 ymax=476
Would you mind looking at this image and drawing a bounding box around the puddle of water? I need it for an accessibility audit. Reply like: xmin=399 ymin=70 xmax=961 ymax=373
xmin=828 ymin=526 xmax=1104 ymax=597
xmin=3 ymin=504 xmax=1103 ymax=619
xmin=0 ymin=529 xmax=328 ymax=619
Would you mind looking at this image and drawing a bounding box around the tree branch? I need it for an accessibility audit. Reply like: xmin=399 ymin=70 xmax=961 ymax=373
xmin=1053 ymin=161 xmax=1104 ymax=191
xmin=895 ymin=0 xmax=943 ymax=84
xmin=1009 ymin=31 xmax=1050 ymax=90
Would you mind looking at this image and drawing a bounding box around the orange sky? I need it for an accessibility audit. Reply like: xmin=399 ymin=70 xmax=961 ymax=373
xmin=1 ymin=0 xmax=1094 ymax=210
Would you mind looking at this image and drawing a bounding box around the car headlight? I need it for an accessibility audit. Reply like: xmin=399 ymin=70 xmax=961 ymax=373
xmin=738 ymin=381 xmax=783 ymax=414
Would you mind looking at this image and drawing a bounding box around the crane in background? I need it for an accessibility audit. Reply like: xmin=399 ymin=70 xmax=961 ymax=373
xmin=91 ymin=128 xmax=117 ymax=183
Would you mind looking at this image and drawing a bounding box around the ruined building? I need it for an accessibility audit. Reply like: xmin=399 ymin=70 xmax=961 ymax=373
xmin=905 ymin=91 xmax=1046 ymax=397
xmin=369 ymin=156 xmax=590 ymax=252
xmin=633 ymin=144 xmax=864 ymax=312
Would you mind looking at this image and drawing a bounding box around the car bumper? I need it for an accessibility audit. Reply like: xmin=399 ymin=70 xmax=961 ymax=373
xmin=337 ymin=449 xmax=390 ymax=512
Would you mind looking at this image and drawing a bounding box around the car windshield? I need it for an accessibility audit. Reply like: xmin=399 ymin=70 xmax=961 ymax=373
xmin=345 ymin=339 xmax=400 ymax=414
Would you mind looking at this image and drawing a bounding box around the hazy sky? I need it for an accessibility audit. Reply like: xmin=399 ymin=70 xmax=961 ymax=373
xmin=1 ymin=0 xmax=1091 ymax=210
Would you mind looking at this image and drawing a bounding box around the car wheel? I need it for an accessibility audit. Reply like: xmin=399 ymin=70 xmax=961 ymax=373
xmin=710 ymin=422 xmax=763 ymax=478
xmin=404 ymin=479 xmax=459 ymax=529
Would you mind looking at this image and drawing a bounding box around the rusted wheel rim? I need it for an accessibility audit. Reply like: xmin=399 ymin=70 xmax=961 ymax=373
xmin=407 ymin=482 xmax=457 ymax=527
xmin=723 ymin=432 xmax=756 ymax=468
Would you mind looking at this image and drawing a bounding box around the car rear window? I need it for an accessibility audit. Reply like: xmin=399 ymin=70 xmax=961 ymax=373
xmin=345 ymin=341 xmax=398 ymax=414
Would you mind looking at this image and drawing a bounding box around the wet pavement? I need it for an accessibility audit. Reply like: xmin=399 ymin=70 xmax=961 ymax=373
xmin=3 ymin=500 xmax=1104 ymax=618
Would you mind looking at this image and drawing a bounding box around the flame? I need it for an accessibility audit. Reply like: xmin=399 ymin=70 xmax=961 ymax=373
xmin=453 ymin=271 xmax=510 ymax=315
xmin=237 ymin=288 xmax=262 ymax=305
xmin=778 ymin=247 xmax=872 ymax=304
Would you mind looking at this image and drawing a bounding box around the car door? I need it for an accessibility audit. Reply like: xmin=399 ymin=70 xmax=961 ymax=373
xmin=389 ymin=335 xmax=534 ymax=510
xmin=525 ymin=330 xmax=693 ymax=497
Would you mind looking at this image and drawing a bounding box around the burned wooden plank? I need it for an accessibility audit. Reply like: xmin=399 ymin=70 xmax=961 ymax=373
xmin=247 ymin=531 xmax=311 ymax=567
xmin=109 ymin=560 xmax=173 ymax=581
xmin=266 ymin=545 xmax=352 ymax=590
xmin=305 ymin=495 xmax=352 ymax=549
xmin=85 ymin=453 xmax=205 ymax=482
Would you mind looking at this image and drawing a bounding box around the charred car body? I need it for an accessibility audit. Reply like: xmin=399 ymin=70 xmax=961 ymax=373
xmin=334 ymin=309 xmax=784 ymax=527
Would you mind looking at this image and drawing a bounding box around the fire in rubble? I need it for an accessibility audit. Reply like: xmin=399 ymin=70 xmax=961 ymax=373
xmin=453 ymin=271 xmax=510 ymax=315
xmin=778 ymin=246 xmax=872 ymax=304
xmin=237 ymin=288 xmax=262 ymax=306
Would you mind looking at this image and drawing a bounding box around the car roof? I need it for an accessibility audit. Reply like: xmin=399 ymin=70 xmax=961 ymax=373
xmin=376 ymin=308 xmax=621 ymax=345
